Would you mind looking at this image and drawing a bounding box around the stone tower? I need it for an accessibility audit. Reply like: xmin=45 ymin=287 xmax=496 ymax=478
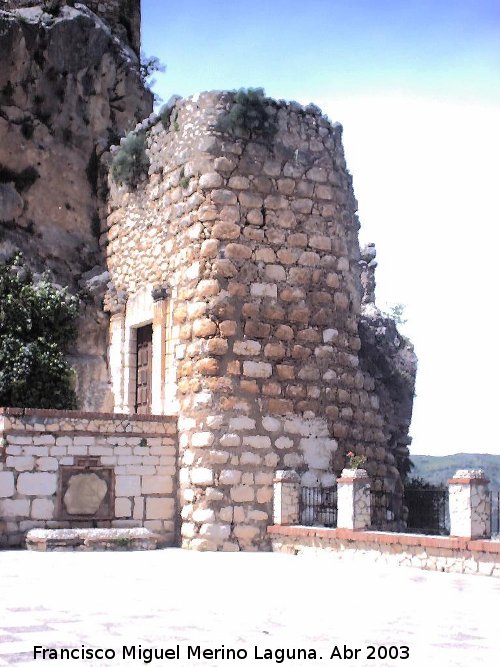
xmin=104 ymin=92 xmax=417 ymax=551
xmin=0 ymin=1 xmax=141 ymax=54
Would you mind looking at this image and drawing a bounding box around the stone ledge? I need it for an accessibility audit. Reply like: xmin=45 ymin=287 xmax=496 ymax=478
xmin=0 ymin=408 xmax=177 ymax=423
xmin=267 ymin=525 xmax=500 ymax=554
xmin=26 ymin=528 xmax=165 ymax=551
xmin=448 ymin=478 xmax=490 ymax=486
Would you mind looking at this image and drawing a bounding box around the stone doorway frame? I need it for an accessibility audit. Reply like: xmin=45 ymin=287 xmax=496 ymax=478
xmin=108 ymin=286 xmax=177 ymax=415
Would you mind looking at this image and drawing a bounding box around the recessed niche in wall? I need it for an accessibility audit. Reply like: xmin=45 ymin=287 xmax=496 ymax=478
xmin=57 ymin=457 xmax=114 ymax=521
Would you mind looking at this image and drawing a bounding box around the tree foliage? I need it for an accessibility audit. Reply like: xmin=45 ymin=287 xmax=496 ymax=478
xmin=216 ymin=88 xmax=276 ymax=138
xmin=0 ymin=255 xmax=79 ymax=409
xmin=110 ymin=132 xmax=150 ymax=187
xmin=387 ymin=302 xmax=407 ymax=325
xmin=139 ymin=52 xmax=166 ymax=105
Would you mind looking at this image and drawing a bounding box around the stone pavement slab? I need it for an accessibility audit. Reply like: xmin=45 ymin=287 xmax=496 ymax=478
xmin=0 ymin=549 xmax=498 ymax=666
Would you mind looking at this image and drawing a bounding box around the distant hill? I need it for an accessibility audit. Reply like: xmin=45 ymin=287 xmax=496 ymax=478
xmin=410 ymin=454 xmax=500 ymax=492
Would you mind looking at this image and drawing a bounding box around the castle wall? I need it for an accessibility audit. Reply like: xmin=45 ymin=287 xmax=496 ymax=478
xmin=104 ymin=92 xmax=412 ymax=551
xmin=1 ymin=0 xmax=141 ymax=54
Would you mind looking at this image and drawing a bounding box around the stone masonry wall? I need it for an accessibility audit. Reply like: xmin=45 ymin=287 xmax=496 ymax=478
xmin=268 ymin=525 xmax=500 ymax=578
xmin=104 ymin=91 xmax=413 ymax=551
xmin=0 ymin=408 xmax=177 ymax=547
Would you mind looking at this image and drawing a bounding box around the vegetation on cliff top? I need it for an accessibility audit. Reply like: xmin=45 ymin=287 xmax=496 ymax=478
xmin=0 ymin=254 xmax=79 ymax=410
xmin=216 ymin=87 xmax=277 ymax=139
xmin=110 ymin=132 xmax=150 ymax=188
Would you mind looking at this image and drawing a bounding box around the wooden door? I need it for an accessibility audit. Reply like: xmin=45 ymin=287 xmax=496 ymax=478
xmin=135 ymin=324 xmax=153 ymax=414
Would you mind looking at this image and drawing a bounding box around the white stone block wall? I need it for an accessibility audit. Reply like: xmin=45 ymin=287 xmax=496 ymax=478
xmin=0 ymin=409 xmax=177 ymax=547
xmin=449 ymin=470 xmax=491 ymax=539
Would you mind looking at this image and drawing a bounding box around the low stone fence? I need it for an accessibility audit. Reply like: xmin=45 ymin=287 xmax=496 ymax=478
xmin=269 ymin=468 xmax=500 ymax=576
xmin=268 ymin=525 xmax=500 ymax=577
xmin=0 ymin=408 xmax=177 ymax=547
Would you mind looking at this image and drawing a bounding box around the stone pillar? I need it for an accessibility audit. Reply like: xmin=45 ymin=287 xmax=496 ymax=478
xmin=108 ymin=313 xmax=126 ymax=412
xmin=448 ymin=470 xmax=491 ymax=539
xmin=337 ymin=469 xmax=371 ymax=530
xmin=273 ymin=471 xmax=300 ymax=526
xmin=151 ymin=288 xmax=169 ymax=415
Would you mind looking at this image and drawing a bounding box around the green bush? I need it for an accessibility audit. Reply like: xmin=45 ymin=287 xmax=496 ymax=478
xmin=216 ymin=87 xmax=276 ymax=138
xmin=110 ymin=133 xmax=150 ymax=187
xmin=0 ymin=255 xmax=79 ymax=409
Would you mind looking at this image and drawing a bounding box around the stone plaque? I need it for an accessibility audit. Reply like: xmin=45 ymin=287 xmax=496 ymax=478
xmin=58 ymin=458 xmax=114 ymax=521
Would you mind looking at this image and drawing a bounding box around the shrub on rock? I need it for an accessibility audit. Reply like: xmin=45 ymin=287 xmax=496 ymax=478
xmin=0 ymin=254 xmax=79 ymax=409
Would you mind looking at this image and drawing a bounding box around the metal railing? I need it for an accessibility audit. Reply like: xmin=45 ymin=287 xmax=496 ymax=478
xmin=370 ymin=485 xmax=402 ymax=530
xmin=300 ymin=486 xmax=337 ymax=528
xmin=370 ymin=483 xmax=449 ymax=535
xmin=404 ymin=485 xmax=449 ymax=535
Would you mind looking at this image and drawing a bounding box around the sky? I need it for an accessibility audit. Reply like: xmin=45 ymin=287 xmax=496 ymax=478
xmin=141 ymin=0 xmax=500 ymax=456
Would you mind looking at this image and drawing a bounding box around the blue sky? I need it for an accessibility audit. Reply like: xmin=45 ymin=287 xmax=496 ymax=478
xmin=141 ymin=1 xmax=500 ymax=456
xmin=143 ymin=0 xmax=500 ymax=104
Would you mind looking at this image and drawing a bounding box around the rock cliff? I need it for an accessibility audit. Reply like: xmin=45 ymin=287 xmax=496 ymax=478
xmin=0 ymin=2 xmax=152 ymax=408
xmin=359 ymin=244 xmax=417 ymax=486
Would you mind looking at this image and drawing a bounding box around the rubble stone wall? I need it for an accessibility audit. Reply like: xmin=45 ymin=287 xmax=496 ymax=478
xmin=0 ymin=408 xmax=177 ymax=547
xmin=104 ymin=91 xmax=415 ymax=551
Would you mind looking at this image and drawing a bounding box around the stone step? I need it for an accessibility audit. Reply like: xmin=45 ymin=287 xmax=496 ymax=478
xmin=25 ymin=527 xmax=163 ymax=552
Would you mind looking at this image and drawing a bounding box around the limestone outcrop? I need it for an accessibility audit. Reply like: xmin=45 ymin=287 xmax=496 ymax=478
xmin=359 ymin=245 xmax=417 ymax=488
xmin=0 ymin=2 xmax=152 ymax=409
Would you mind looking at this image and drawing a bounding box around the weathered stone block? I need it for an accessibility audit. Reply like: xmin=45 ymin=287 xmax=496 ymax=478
xmin=0 ymin=498 xmax=30 ymax=518
xmin=220 ymin=433 xmax=241 ymax=447
xmin=116 ymin=476 xmax=141 ymax=497
xmin=192 ymin=507 xmax=215 ymax=523
xmin=193 ymin=318 xmax=217 ymax=337
xmin=234 ymin=524 xmax=260 ymax=541
xmin=219 ymin=470 xmax=242 ymax=485
xmin=244 ymin=320 xmax=271 ymax=338
xmin=31 ymin=498 xmax=54 ymax=520
xmin=240 ymin=452 xmax=262 ymax=466
xmin=219 ymin=320 xmax=237 ymax=337
xmin=142 ymin=476 xmax=173 ymax=495
xmin=192 ymin=432 xmax=215 ymax=448
xmin=200 ymin=239 xmax=219 ymax=257
xmin=243 ymin=436 xmax=271 ymax=449
xmin=243 ymin=361 xmax=272 ymax=378
xmin=212 ymin=222 xmax=241 ymax=239
xmin=199 ymin=172 xmax=223 ymax=188
xmin=196 ymin=279 xmax=220 ymax=297
xmin=212 ymin=189 xmax=237 ymax=205
xmin=230 ymin=486 xmax=255 ymax=502
xmin=234 ymin=340 xmax=261 ymax=356
xmin=115 ymin=498 xmax=132 ymax=518
xmin=0 ymin=472 xmax=15 ymax=498
xmin=251 ymin=283 xmax=278 ymax=299
xmin=191 ymin=468 xmax=214 ymax=486
xmin=17 ymin=472 xmax=56 ymax=497
xmin=199 ymin=523 xmax=231 ymax=542
xmin=146 ymin=497 xmax=175 ymax=520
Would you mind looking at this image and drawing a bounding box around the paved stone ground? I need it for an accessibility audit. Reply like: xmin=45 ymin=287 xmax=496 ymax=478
xmin=0 ymin=549 xmax=498 ymax=666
